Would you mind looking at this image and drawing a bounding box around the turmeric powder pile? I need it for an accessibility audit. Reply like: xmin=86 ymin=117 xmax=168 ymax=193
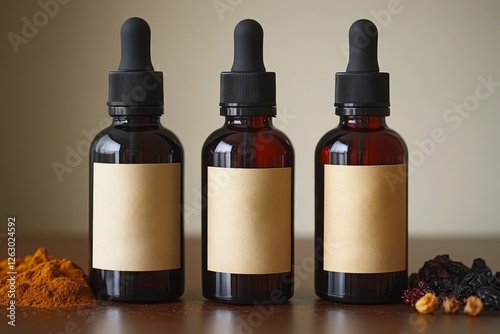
xmin=0 ymin=248 xmax=96 ymax=308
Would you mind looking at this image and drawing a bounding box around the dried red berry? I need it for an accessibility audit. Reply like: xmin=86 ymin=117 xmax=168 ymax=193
xmin=402 ymin=288 xmax=425 ymax=306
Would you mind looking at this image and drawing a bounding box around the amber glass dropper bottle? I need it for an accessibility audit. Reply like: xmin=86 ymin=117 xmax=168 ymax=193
xmin=315 ymin=19 xmax=408 ymax=303
xmin=89 ymin=17 xmax=184 ymax=302
xmin=202 ymin=19 xmax=294 ymax=304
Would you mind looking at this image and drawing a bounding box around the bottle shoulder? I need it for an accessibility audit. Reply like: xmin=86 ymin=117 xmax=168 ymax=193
xmin=203 ymin=125 xmax=294 ymax=153
xmin=202 ymin=126 xmax=229 ymax=150
xmin=202 ymin=124 xmax=294 ymax=168
xmin=157 ymin=125 xmax=183 ymax=150
xmin=93 ymin=123 xmax=181 ymax=146
xmin=90 ymin=123 xmax=183 ymax=163
xmin=316 ymin=126 xmax=407 ymax=152
xmin=315 ymin=124 xmax=407 ymax=165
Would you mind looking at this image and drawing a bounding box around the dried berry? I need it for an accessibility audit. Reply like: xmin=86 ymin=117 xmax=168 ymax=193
xmin=415 ymin=293 xmax=439 ymax=314
xmin=455 ymin=273 xmax=490 ymax=301
xmin=402 ymin=288 xmax=425 ymax=307
xmin=414 ymin=254 xmax=471 ymax=292
xmin=442 ymin=298 xmax=461 ymax=314
xmin=417 ymin=281 xmax=434 ymax=294
xmin=471 ymin=258 xmax=491 ymax=275
xmin=428 ymin=278 xmax=455 ymax=295
xmin=403 ymin=281 xmax=434 ymax=306
xmin=464 ymin=296 xmax=484 ymax=316
xmin=489 ymin=272 xmax=500 ymax=290
xmin=419 ymin=257 xmax=446 ymax=281
xmin=443 ymin=258 xmax=470 ymax=280
xmin=476 ymin=286 xmax=500 ymax=310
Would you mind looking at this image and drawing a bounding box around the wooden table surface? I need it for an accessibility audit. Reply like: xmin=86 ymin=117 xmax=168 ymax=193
xmin=1 ymin=236 xmax=499 ymax=333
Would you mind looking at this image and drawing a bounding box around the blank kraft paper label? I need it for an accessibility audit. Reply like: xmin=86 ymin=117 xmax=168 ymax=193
xmin=93 ymin=163 xmax=181 ymax=271
xmin=324 ymin=164 xmax=407 ymax=273
xmin=208 ymin=167 xmax=292 ymax=275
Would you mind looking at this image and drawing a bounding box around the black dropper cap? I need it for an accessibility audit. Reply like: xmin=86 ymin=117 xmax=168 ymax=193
xmin=220 ymin=19 xmax=276 ymax=116
xmin=108 ymin=17 xmax=163 ymax=116
xmin=335 ymin=19 xmax=390 ymax=116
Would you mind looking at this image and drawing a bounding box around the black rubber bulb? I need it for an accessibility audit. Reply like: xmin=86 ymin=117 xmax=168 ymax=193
xmin=346 ymin=19 xmax=379 ymax=73
xmin=118 ymin=17 xmax=154 ymax=71
xmin=231 ymin=19 xmax=266 ymax=72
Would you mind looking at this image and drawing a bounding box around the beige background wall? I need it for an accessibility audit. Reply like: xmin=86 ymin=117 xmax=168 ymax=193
xmin=1 ymin=0 xmax=500 ymax=238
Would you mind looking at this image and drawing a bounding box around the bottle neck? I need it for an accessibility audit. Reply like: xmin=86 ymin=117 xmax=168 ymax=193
xmin=220 ymin=106 xmax=276 ymax=117
xmin=339 ymin=115 xmax=387 ymax=129
xmin=112 ymin=115 xmax=161 ymax=126
xmin=224 ymin=115 xmax=273 ymax=128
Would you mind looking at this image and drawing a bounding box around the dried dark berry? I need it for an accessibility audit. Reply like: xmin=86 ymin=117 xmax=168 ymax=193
xmin=450 ymin=275 xmax=464 ymax=287
xmin=456 ymin=273 xmax=490 ymax=301
xmin=476 ymin=286 xmax=500 ymax=310
xmin=418 ymin=264 xmax=432 ymax=281
xmin=437 ymin=267 xmax=450 ymax=279
xmin=419 ymin=256 xmax=446 ymax=281
xmin=489 ymin=272 xmax=500 ymax=290
xmin=416 ymin=255 xmax=471 ymax=287
xmin=428 ymin=278 xmax=455 ymax=295
xmin=417 ymin=281 xmax=434 ymax=294
xmin=471 ymin=258 xmax=491 ymax=275
xmin=434 ymin=254 xmax=449 ymax=264
xmin=442 ymin=258 xmax=470 ymax=280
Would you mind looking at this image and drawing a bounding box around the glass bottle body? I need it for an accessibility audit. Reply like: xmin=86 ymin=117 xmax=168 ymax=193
xmin=202 ymin=115 xmax=294 ymax=304
xmin=315 ymin=115 xmax=408 ymax=303
xmin=89 ymin=115 xmax=184 ymax=302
